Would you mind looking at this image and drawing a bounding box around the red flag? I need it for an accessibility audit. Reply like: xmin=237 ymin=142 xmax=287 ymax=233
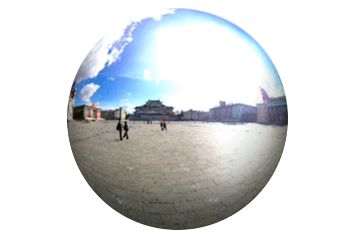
xmin=70 ymin=75 xmax=79 ymax=99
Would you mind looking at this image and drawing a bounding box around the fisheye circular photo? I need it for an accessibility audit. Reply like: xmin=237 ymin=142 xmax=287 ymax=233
xmin=67 ymin=8 xmax=288 ymax=230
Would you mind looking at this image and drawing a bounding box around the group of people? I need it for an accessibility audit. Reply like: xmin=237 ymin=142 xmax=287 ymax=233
xmin=160 ymin=120 xmax=167 ymax=131
xmin=116 ymin=120 xmax=168 ymax=141
xmin=116 ymin=121 xmax=129 ymax=140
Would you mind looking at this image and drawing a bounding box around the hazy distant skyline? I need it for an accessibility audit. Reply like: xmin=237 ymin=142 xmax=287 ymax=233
xmin=72 ymin=9 xmax=285 ymax=113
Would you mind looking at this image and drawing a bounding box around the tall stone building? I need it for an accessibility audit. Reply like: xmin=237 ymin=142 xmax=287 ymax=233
xmin=209 ymin=102 xmax=257 ymax=122
xmin=257 ymin=96 xmax=288 ymax=125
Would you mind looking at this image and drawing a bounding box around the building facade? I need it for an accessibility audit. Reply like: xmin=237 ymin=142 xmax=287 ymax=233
xmin=130 ymin=100 xmax=180 ymax=121
xmin=183 ymin=110 xmax=198 ymax=120
xmin=198 ymin=111 xmax=209 ymax=121
xmin=73 ymin=105 xmax=101 ymax=120
xmin=100 ymin=110 xmax=115 ymax=120
xmin=257 ymin=96 xmax=288 ymax=125
xmin=183 ymin=110 xmax=209 ymax=121
xmin=209 ymin=102 xmax=257 ymax=122
xmin=114 ymin=108 xmax=127 ymax=121
xmin=101 ymin=108 xmax=127 ymax=121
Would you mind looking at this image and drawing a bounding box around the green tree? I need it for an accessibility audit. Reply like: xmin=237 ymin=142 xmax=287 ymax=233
xmin=178 ymin=110 xmax=184 ymax=118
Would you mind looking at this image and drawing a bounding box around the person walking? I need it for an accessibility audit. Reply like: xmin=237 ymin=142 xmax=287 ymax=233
xmin=160 ymin=120 xmax=163 ymax=130
xmin=123 ymin=121 xmax=129 ymax=139
xmin=163 ymin=121 xmax=167 ymax=130
xmin=116 ymin=120 xmax=123 ymax=141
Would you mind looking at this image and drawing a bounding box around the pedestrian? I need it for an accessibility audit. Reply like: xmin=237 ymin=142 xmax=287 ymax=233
xmin=163 ymin=121 xmax=167 ymax=130
xmin=160 ymin=120 xmax=163 ymax=130
xmin=123 ymin=121 xmax=129 ymax=139
xmin=116 ymin=120 xmax=122 ymax=141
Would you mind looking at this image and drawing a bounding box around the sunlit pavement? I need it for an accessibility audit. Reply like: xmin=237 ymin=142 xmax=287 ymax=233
xmin=68 ymin=121 xmax=287 ymax=229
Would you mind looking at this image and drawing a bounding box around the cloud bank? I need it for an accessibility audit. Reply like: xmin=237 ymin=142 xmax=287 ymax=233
xmin=76 ymin=8 xmax=176 ymax=83
xmin=78 ymin=83 xmax=100 ymax=103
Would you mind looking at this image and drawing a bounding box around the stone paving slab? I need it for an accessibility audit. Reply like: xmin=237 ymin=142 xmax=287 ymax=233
xmin=68 ymin=121 xmax=287 ymax=229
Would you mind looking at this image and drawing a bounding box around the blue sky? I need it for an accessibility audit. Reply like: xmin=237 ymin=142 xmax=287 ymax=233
xmin=72 ymin=9 xmax=284 ymax=113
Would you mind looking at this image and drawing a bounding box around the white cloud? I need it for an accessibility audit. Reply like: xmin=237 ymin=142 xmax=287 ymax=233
xmin=143 ymin=69 xmax=151 ymax=81
xmin=78 ymin=83 xmax=100 ymax=103
xmin=76 ymin=8 xmax=176 ymax=83
xmin=155 ymin=80 xmax=160 ymax=84
xmin=120 ymin=102 xmax=135 ymax=113
xmin=127 ymin=92 xmax=131 ymax=96
xmin=120 ymin=99 xmax=129 ymax=102
xmin=108 ymin=77 xmax=114 ymax=81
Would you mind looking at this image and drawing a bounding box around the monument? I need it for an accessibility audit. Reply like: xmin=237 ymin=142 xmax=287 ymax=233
xmin=130 ymin=100 xmax=180 ymax=121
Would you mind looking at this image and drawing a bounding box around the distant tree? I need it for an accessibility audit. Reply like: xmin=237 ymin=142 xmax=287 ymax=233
xmin=178 ymin=110 xmax=184 ymax=119
xmin=126 ymin=113 xmax=132 ymax=120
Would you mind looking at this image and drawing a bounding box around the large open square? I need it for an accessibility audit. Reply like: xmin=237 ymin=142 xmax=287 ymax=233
xmin=68 ymin=121 xmax=287 ymax=229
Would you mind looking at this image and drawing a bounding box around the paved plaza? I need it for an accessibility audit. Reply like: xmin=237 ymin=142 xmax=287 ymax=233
xmin=68 ymin=121 xmax=287 ymax=229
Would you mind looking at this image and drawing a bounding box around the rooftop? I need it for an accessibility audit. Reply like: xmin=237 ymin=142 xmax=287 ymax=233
xmin=147 ymin=99 xmax=161 ymax=103
xmin=211 ymin=103 xmax=256 ymax=109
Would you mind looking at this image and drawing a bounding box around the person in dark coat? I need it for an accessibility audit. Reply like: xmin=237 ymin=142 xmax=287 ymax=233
xmin=116 ymin=120 xmax=122 ymax=141
xmin=160 ymin=120 xmax=163 ymax=130
xmin=123 ymin=121 xmax=129 ymax=139
xmin=163 ymin=121 xmax=167 ymax=130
